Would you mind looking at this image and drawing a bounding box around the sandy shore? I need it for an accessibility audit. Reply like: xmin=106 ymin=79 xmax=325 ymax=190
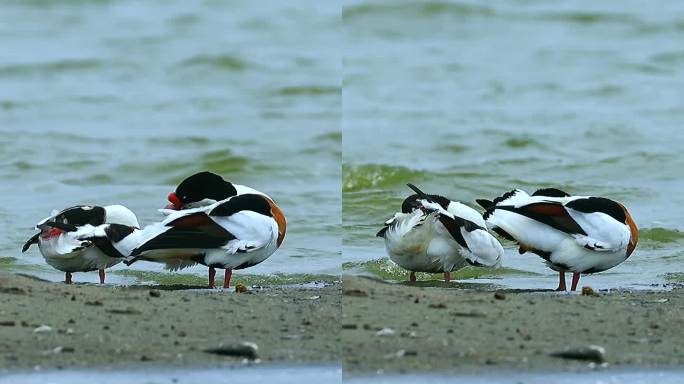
xmin=0 ymin=273 xmax=340 ymax=371
xmin=342 ymin=275 xmax=684 ymax=374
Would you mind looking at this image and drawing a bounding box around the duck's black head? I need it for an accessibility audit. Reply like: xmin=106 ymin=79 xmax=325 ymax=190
xmin=166 ymin=171 xmax=238 ymax=210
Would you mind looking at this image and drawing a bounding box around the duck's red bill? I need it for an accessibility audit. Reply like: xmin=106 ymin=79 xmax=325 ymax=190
xmin=41 ymin=227 xmax=63 ymax=240
xmin=166 ymin=192 xmax=183 ymax=210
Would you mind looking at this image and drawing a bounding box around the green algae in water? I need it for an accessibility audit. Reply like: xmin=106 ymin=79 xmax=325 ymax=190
xmin=664 ymin=273 xmax=684 ymax=283
xmin=0 ymin=257 xmax=18 ymax=266
xmin=273 ymin=85 xmax=340 ymax=96
xmin=0 ymin=257 xmax=54 ymax=273
xmin=179 ymin=54 xmax=248 ymax=71
xmin=343 ymin=257 xmax=538 ymax=282
xmin=639 ymin=228 xmax=684 ymax=250
xmin=199 ymin=149 xmax=250 ymax=175
xmin=343 ymin=164 xmax=424 ymax=192
xmin=112 ymin=269 xmax=338 ymax=287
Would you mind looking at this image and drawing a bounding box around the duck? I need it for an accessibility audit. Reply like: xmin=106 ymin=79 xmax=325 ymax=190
xmin=376 ymin=184 xmax=503 ymax=285
xmin=120 ymin=171 xmax=286 ymax=289
xmin=165 ymin=171 xmax=263 ymax=210
xmin=22 ymin=205 xmax=140 ymax=284
xmin=476 ymin=188 xmax=638 ymax=291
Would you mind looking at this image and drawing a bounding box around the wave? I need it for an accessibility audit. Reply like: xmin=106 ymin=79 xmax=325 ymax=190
xmin=343 ymin=2 xmax=494 ymax=20
xmin=0 ymin=59 xmax=103 ymax=77
xmin=112 ymin=269 xmax=338 ymax=286
xmin=272 ymin=85 xmax=340 ymax=97
xmin=177 ymin=54 xmax=248 ymax=71
xmin=639 ymin=227 xmax=684 ymax=249
xmin=342 ymin=257 xmax=537 ymax=281
xmin=343 ymin=164 xmax=424 ymax=192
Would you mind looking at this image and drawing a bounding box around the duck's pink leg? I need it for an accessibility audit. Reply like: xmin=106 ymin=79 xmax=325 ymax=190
xmin=444 ymin=271 xmax=451 ymax=285
xmin=98 ymin=269 xmax=105 ymax=284
xmin=208 ymin=267 xmax=216 ymax=288
xmin=571 ymin=273 xmax=581 ymax=291
xmin=556 ymin=271 xmax=566 ymax=291
xmin=223 ymin=269 xmax=233 ymax=289
xmin=65 ymin=272 xmax=72 ymax=285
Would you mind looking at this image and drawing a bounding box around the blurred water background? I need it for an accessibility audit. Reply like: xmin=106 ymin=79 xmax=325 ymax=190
xmin=342 ymin=0 xmax=684 ymax=289
xmin=0 ymin=0 xmax=340 ymax=285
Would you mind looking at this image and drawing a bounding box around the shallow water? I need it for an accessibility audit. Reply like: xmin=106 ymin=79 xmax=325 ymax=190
xmin=342 ymin=0 xmax=684 ymax=289
xmin=0 ymin=1 xmax=340 ymax=283
xmin=0 ymin=364 xmax=342 ymax=384
xmin=346 ymin=369 xmax=684 ymax=384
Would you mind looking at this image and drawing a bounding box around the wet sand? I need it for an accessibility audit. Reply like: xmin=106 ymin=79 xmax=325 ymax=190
xmin=342 ymin=276 xmax=684 ymax=375
xmin=0 ymin=273 xmax=340 ymax=371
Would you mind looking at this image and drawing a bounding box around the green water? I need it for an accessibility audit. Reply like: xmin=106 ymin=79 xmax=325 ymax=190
xmin=342 ymin=0 xmax=684 ymax=289
xmin=1 ymin=0 xmax=683 ymax=290
xmin=0 ymin=0 xmax=340 ymax=284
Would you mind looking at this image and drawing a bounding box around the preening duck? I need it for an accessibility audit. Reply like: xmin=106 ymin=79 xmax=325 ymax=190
xmin=377 ymin=184 xmax=503 ymax=285
xmin=477 ymin=188 xmax=638 ymax=291
xmin=22 ymin=205 xmax=140 ymax=284
xmin=121 ymin=172 xmax=286 ymax=288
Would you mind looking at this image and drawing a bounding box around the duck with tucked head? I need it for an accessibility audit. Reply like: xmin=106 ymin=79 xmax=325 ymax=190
xmin=22 ymin=205 xmax=140 ymax=284
xmin=477 ymin=188 xmax=638 ymax=291
xmin=377 ymin=184 xmax=504 ymax=285
xmin=121 ymin=171 xmax=286 ymax=289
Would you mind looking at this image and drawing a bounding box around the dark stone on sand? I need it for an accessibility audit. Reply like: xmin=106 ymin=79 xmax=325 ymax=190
xmin=494 ymin=292 xmax=506 ymax=300
xmin=204 ymin=342 xmax=259 ymax=360
xmin=0 ymin=320 xmax=16 ymax=326
xmin=451 ymin=311 xmax=486 ymax=318
xmin=549 ymin=345 xmax=606 ymax=363
xmin=106 ymin=307 xmax=142 ymax=315
xmin=342 ymin=324 xmax=358 ymax=329
xmin=149 ymin=290 xmax=161 ymax=298
xmin=428 ymin=303 xmax=447 ymax=309
xmin=344 ymin=289 xmax=368 ymax=297
xmin=0 ymin=287 xmax=25 ymax=295
xmin=85 ymin=300 xmax=103 ymax=306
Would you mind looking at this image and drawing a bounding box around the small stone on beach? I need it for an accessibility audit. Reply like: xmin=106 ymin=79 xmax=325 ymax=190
xmin=494 ymin=292 xmax=506 ymax=300
xmin=204 ymin=342 xmax=259 ymax=360
xmin=343 ymin=289 xmax=368 ymax=297
xmin=106 ymin=307 xmax=141 ymax=315
xmin=375 ymin=327 xmax=395 ymax=337
xmin=33 ymin=325 xmax=52 ymax=333
xmin=549 ymin=345 xmax=606 ymax=363
xmin=581 ymin=286 xmax=596 ymax=296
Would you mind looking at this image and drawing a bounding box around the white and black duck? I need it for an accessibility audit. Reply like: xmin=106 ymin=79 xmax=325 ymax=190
xmin=477 ymin=188 xmax=638 ymax=291
xmin=377 ymin=184 xmax=503 ymax=285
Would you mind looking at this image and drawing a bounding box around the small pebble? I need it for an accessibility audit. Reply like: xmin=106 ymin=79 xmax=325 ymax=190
xmin=581 ymin=286 xmax=596 ymax=296
xmin=204 ymin=342 xmax=258 ymax=360
xmin=375 ymin=328 xmax=395 ymax=337
xmin=550 ymin=345 xmax=606 ymax=363
xmin=33 ymin=325 xmax=52 ymax=334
